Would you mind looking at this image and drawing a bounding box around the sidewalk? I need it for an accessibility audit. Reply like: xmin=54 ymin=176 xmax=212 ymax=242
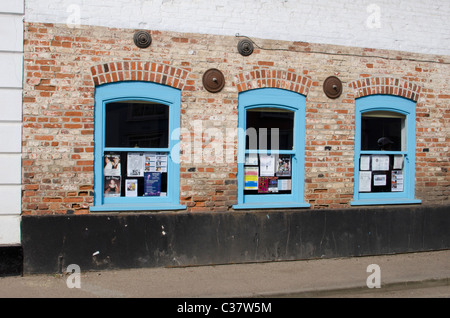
xmin=0 ymin=250 xmax=449 ymax=298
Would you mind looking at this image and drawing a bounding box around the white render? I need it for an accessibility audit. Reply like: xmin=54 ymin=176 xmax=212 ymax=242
xmin=0 ymin=1 xmax=23 ymax=245
xmin=24 ymin=0 xmax=450 ymax=56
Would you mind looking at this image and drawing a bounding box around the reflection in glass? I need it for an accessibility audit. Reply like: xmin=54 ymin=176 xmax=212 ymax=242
xmin=361 ymin=111 xmax=405 ymax=151
xmin=246 ymin=108 xmax=294 ymax=150
xmin=105 ymin=101 xmax=169 ymax=148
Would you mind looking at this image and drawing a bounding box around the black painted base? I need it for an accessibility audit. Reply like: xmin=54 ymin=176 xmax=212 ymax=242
xmin=21 ymin=204 xmax=450 ymax=274
xmin=0 ymin=245 xmax=23 ymax=276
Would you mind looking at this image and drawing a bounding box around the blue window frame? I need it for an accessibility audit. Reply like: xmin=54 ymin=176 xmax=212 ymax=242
xmin=351 ymin=95 xmax=421 ymax=206
xmin=90 ymin=81 xmax=185 ymax=211
xmin=233 ymin=88 xmax=309 ymax=209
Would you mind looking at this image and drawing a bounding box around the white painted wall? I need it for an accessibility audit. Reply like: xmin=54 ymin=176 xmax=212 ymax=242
xmin=0 ymin=1 xmax=23 ymax=245
xmin=24 ymin=0 xmax=450 ymax=56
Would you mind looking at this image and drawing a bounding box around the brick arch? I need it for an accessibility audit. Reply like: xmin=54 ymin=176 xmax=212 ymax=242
xmin=90 ymin=61 xmax=191 ymax=90
xmin=348 ymin=76 xmax=422 ymax=102
xmin=233 ymin=68 xmax=313 ymax=96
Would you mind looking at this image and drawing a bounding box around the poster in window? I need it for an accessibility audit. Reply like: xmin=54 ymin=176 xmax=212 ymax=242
xmin=276 ymin=155 xmax=291 ymax=177
xmin=359 ymin=171 xmax=371 ymax=192
xmin=360 ymin=155 xmax=371 ymax=171
xmin=244 ymin=166 xmax=258 ymax=190
xmin=278 ymin=179 xmax=292 ymax=191
xmin=125 ymin=179 xmax=138 ymax=197
xmin=104 ymin=154 xmax=121 ymax=176
xmin=393 ymin=155 xmax=404 ymax=170
xmin=104 ymin=176 xmax=121 ymax=197
xmin=245 ymin=153 xmax=258 ymax=166
xmin=373 ymin=174 xmax=387 ymax=186
xmin=127 ymin=153 xmax=145 ymax=177
xmin=258 ymin=177 xmax=269 ymax=193
xmin=371 ymin=155 xmax=390 ymax=171
xmin=268 ymin=177 xmax=278 ymax=193
xmin=259 ymin=155 xmax=275 ymax=176
xmin=144 ymin=172 xmax=161 ymax=196
xmin=145 ymin=152 xmax=168 ymax=173
xmin=391 ymin=170 xmax=404 ymax=192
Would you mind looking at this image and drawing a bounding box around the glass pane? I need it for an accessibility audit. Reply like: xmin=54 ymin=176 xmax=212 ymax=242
xmin=246 ymin=108 xmax=294 ymax=150
xmin=361 ymin=112 xmax=405 ymax=151
xmin=105 ymin=101 xmax=169 ymax=148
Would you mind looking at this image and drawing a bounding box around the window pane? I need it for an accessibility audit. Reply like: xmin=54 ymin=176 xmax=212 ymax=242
xmin=246 ymin=108 xmax=294 ymax=150
xmin=105 ymin=101 xmax=169 ymax=148
xmin=361 ymin=112 xmax=405 ymax=151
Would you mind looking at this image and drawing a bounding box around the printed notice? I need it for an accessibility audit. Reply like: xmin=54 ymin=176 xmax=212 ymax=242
xmin=127 ymin=153 xmax=145 ymax=177
xmin=125 ymin=179 xmax=138 ymax=197
xmin=359 ymin=171 xmax=372 ymax=192
xmin=260 ymin=155 xmax=275 ymax=176
xmin=373 ymin=174 xmax=387 ymax=186
xmin=372 ymin=155 xmax=390 ymax=171
xmin=393 ymin=155 xmax=404 ymax=170
xmin=360 ymin=155 xmax=371 ymax=171
xmin=391 ymin=170 xmax=404 ymax=192
xmin=244 ymin=166 xmax=258 ymax=190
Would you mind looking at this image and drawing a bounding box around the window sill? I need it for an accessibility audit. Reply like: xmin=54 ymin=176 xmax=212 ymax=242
xmin=233 ymin=202 xmax=310 ymax=210
xmin=90 ymin=203 xmax=186 ymax=212
xmin=350 ymin=198 xmax=421 ymax=206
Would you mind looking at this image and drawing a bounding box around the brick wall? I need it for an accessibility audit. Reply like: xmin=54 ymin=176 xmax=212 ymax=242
xmin=22 ymin=22 xmax=449 ymax=214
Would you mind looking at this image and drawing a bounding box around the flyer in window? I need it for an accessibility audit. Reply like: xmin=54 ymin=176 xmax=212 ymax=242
xmin=125 ymin=179 xmax=138 ymax=197
xmin=391 ymin=170 xmax=404 ymax=192
xmin=145 ymin=152 xmax=168 ymax=173
xmin=360 ymin=155 xmax=371 ymax=171
xmin=127 ymin=152 xmax=145 ymax=177
xmin=268 ymin=177 xmax=278 ymax=193
xmin=258 ymin=177 xmax=269 ymax=193
xmin=393 ymin=155 xmax=404 ymax=170
xmin=244 ymin=166 xmax=258 ymax=190
xmin=278 ymin=179 xmax=292 ymax=191
xmin=373 ymin=174 xmax=387 ymax=186
xmin=359 ymin=171 xmax=371 ymax=192
xmin=371 ymin=155 xmax=390 ymax=171
xmin=259 ymin=154 xmax=275 ymax=176
xmin=144 ymin=172 xmax=161 ymax=196
xmin=245 ymin=153 xmax=258 ymax=166
xmin=276 ymin=155 xmax=291 ymax=177
xmin=104 ymin=176 xmax=121 ymax=197
xmin=104 ymin=154 xmax=121 ymax=176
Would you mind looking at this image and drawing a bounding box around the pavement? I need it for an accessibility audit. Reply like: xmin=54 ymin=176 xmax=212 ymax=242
xmin=0 ymin=250 xmax=449 ymax=298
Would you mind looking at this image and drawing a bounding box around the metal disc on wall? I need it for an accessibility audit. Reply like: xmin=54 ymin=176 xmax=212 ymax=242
xmin=133 ymin=31 xmax=152 ymax=48
xmin=323 ymin=76 xmax=343 ymax=99
xmin=202 ymin=68 xmax=225 ymax=93
xmin=237 ymin=39 xmax=254 ymax=56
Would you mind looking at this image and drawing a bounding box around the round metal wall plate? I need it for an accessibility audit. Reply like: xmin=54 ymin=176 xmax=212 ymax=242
xmin=237 ymin=39 xmax=254 ymax=56
xmin=323 ymin=76 xmax=343 ymax=99
xmin=202 ymin=69 xmax=225 ymax=93
xmin=133 ymin=31 xmax=152 ymax=48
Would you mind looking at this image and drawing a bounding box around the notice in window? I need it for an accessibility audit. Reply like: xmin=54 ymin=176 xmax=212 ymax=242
xmin=393 ymin=155 xmax=404 ymax=170
xmin=144 ymin=172 xmax=161 ymax=196
xmin=125 ymin=179 xmax=138 ymax=197
xmin=104 ymin=176 xmax=121 ymax=197
xmin=373 ymin=174 xmax=387 ymax=186
xmin=104 ymin=154 xmax=121 ymax=176
xmin=260 ymin=155 xmax=275 ymax=176
xmin=268 ymin=177 xmax=278 ymax=193
xmin=278 ymin=179 xmax=292 ymax=191
xmin=372 ymin=155 xmax=390 ymax=171
xmin=258 ymin=177 xmax=269 ymax=193
xmin=276 ymin=155 xmax=291 ymax=177
xmin=391 ymin=170 xmax=404 ymax=192
xmin=244 ymin=166 xmax=258 ymax=190
xmin=359 ymin=171 xmax=372 ymax=192
xmin=127 ymin=153 xmax=145 ymax=177
xmin=360 ymin=155 xmax=371 ymax=171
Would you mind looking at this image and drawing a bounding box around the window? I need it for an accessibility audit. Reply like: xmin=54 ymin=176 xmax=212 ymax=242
xmin=233 ymin=88 xmax=309 ymax=209
xmin=351 ymin=95 xmax=421 ymax=205
xmin=91 ymin=81 xmax=185 ymax=211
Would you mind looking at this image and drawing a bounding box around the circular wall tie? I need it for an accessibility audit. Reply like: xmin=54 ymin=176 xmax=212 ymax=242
xmin=237 ymin=39 xmax=254 ymax=56
xmin=202 ymin=69 xmax=225 ymax=93
xmin=133 ymin=31 xmax=152 ymax=48
xmin=323 ymin=76 xmax=343 ymax=99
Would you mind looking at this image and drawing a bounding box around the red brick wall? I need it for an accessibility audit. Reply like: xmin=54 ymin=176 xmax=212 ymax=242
xmin=22 ymin=22 xmax=449 ymax=214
